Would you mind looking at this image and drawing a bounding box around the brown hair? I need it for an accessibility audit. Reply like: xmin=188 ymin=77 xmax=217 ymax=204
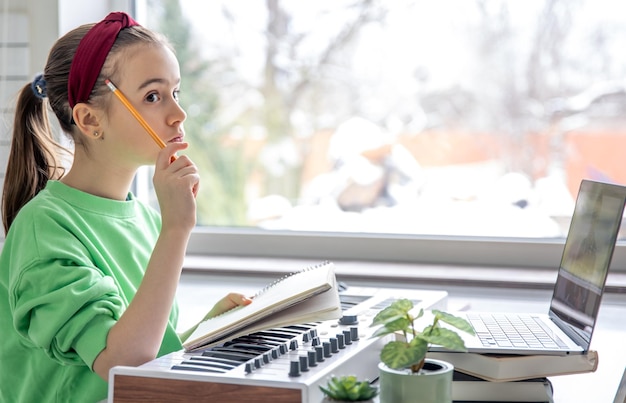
xmin=1 ymin=23 xmax=170 ymax=234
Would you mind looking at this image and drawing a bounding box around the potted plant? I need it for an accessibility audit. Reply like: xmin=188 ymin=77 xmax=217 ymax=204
xmin=319 ymin=375 xmax=379 ymax=402
xmin=370 ymin=299 xmax=475 ymax=403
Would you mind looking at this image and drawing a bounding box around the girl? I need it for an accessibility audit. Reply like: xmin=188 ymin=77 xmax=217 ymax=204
xmin=0 ymin=12 xmax=250 ymax=402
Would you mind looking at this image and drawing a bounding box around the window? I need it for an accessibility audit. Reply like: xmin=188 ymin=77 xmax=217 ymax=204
xmin=127 ymin=1 xmax=626 ymax=269
xmin=137 ymin=0 xmax=626 ymax=269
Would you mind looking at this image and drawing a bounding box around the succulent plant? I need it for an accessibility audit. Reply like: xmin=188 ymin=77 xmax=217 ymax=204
xmin=319 ymin=375 xmax=379 ymax=401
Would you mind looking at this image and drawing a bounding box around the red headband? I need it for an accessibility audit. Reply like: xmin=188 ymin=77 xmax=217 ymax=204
xmin=68 ymin=12 xmax=140 ymax=109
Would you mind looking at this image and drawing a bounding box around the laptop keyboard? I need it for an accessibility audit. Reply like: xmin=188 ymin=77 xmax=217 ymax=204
xmin=467 ymin=313 xmax=570 ymax=350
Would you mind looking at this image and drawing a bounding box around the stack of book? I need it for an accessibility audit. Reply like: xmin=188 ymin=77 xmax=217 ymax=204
xmin=452 ymin=371 xmax=554 ymax=402
xmin=429 ymin=350 xmax=599 ymax=402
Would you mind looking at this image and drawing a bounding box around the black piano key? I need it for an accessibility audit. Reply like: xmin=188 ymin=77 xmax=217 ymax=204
xmin=171 ymin=364 xmax=226 ymax=374
xmin=228 ymin=336 xmax=286 ymax=346
xmin=180 ymin=360 xmax=234 ymax=371
xmin=202 ymin=350 xmax=256 ymax=361
xmin=189 ymin=356 xmax=241 ymax=367
xmin=211 ymin=346 xmax=265 ymax=355
xmin=220 ymin=343 xmax=272 ymax=353
xmin=251 ymin=330 xmax=301 ymax=339
xmin=283 ymin=324 xmax=317 ymax=332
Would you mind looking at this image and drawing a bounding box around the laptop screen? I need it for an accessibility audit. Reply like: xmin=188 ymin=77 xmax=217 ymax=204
xmin=549 ymin=180 xmax=626 ymax=350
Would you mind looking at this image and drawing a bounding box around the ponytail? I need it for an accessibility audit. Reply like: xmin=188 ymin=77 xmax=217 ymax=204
xmin=2 ymin=24 xmax=90 ymax=235
xmin=2 ymin=84 xmax=68 ymax=234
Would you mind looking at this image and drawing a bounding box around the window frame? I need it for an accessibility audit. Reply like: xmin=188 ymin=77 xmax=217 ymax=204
xmin=186 ymin=229 xmax=626 ymax=272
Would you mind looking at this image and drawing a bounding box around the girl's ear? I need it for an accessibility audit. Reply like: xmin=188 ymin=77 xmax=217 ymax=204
xmin=72 ymin=103 xmax=103 ymax=140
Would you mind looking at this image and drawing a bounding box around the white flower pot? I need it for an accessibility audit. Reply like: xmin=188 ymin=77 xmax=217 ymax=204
xmin=378 ymin=358 xmax=454 ymax=403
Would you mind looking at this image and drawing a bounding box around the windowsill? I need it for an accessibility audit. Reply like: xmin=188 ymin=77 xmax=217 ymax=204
xmin=183 ymin=255 xmax=626 ymax=293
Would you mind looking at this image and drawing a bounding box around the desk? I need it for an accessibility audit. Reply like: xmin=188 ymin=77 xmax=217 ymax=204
xmin=176 ymin=271 xmax=626 ymax=402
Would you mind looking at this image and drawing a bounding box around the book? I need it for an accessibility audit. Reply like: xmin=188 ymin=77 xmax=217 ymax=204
xmin=183 ymin=261 xmax=342 ymax=351
xmin=452 ymin=371 xmax=554 ymax=402
xmin=429 ymin=350 xmax=598 ymax=383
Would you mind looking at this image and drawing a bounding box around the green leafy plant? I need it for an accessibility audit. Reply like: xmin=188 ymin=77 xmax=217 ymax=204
xmin=370 ymin=299 xmax=475 ymax=373
xmin=319 ymin=375 xmax=379 ymax=401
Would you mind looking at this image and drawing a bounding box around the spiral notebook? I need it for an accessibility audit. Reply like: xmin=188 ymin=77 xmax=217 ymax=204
xmin=183 ymin=261 xmax=342 ymax=351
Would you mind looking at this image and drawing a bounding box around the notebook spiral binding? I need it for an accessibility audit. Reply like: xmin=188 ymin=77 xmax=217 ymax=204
xmin=252 ymin=260 xmax=332 ymax=299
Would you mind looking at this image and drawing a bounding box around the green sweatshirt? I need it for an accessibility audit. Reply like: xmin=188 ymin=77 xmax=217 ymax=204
xmin=0 ymin=181 xmax=182 ymax=402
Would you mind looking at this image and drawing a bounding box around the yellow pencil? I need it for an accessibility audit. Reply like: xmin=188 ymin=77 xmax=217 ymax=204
xmin=104 ymin=79 xmax=167 ymax=150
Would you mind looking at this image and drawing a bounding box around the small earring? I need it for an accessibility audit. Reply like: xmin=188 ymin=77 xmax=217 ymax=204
xmin=93 ymin=131 xmax=100 ymax=137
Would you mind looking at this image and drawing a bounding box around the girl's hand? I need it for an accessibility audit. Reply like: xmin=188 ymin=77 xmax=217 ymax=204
xmin=204 ymin=293 xmax=253 ymax=319
xmin=153 ymin=142 xmax=200 ymax=232
xmin=178 ymin=293 xmax=253 ymax=343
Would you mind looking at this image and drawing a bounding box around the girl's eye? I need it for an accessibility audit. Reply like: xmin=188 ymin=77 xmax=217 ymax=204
xmin=173 ymin=90 xmax=180 ymax=102
xmin=146 ymin=92 xmax=160 ymax=103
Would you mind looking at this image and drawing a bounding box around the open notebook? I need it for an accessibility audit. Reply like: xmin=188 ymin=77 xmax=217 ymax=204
xmin=430 ymin=179 xmax=626 ymax=356
xmin=183 ymin=261 xmax=342 ymax=352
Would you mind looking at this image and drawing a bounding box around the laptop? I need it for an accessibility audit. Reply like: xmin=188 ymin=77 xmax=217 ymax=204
xmin=430 ymin=179 xmax=626 ymax=356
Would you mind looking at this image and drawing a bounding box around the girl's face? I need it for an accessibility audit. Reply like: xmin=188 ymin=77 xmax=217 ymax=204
xmin=102 ymin=43 xmax=186 ymax=165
